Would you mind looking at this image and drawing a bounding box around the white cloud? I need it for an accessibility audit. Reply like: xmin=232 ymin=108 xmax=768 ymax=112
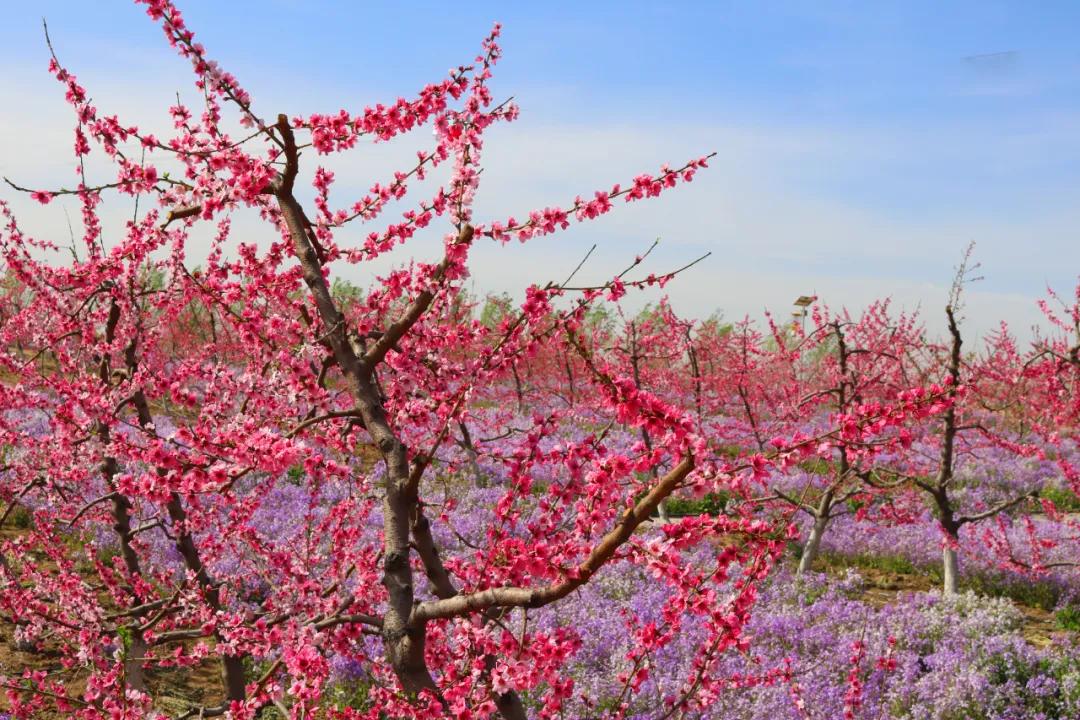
xmin=0 ymin=61 xmax=1074 ymax=346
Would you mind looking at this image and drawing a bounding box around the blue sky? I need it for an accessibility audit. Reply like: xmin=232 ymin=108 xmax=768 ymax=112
xmin=1 ymin=1 xmax=1078 ymax=338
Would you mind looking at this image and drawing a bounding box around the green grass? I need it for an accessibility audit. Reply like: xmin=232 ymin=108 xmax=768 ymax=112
xmin=663 ymin=491 xmax=731 ymax=517
xmin=819 ymin=550 xmax=919 ymax=576
xmin=1040 ymin=485 xmax=1080 ymax=512
xmin=1055 ymin=604 xmax=1080 ymax=632
xmin=4 ymin=502 xmax=32 ymax=529
xmin=820 ymin=550 xmax=1067 ymax=612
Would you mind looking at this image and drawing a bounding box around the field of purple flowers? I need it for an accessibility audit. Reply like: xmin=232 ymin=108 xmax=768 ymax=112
xmin=3 ymin=406 xmax=1079 ymax=719
xmin=314 ymin=420 xmax=1080 ymax=719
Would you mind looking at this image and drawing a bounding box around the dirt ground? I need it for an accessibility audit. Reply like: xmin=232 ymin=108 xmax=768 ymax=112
xmin=0 ymin=523 xmax=227 ymax=716
xmin=0 ymin=615 xmax=226 ymax=717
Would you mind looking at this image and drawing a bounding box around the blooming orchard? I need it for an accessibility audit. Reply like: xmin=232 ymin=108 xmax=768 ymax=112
xmin=0 ymin=3 xmax=1077 ymax=720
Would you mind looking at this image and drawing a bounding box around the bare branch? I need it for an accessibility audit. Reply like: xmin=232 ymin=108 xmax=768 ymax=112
xmin=956 ymin=490 xmax=1037 ymax=526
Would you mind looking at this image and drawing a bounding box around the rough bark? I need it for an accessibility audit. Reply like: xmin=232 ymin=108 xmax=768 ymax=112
xmin=129 ymin=380 xmax=248 ymax=702
xmin=97 ymin=298 xmax=149 ymax=694
xmin=270 ymin=114 xmax=444 ymax=702
xmin=267 ymin=114 xmax=682 ymax=718
xmin=934 ymin=307 xmax=962 ymax=595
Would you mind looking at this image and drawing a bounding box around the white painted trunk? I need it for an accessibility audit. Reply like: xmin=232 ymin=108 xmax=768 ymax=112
xmin=798 ymin=514 xmax=829 ymax=575
xmin=942 ymin=545 xmax=960 ymax=595
xmin=466 ymin=451 xmax=486 ymax=488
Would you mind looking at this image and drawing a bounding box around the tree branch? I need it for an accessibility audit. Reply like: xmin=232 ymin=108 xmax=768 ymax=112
xmin=956 ymin=490 xmax=1037 ymax=526
xmin=412 ymin=454 xmax=694 ymax=622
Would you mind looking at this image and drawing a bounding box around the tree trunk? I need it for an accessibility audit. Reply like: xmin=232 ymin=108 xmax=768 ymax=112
xmin=563 ymin=355 xmax=576 ymax=403
xmin=510 ymin=363 xmax=525 ymax=414
xmin=490 ymin=654 xmax=528 ymax=720
xmin=107 ymin=491 xmax=149 ymax=694
xmin=124 ymin=632 xmax=149 ymax=694
xmin=942 ymin=543 xmax=960 ymax=595
xmin=131 ymin=382 xmax=248 ymax=704
xmin=656 ymin=500 xmax=669 ymax=523
xmin=798 ymin=513 xmax=829 ymax=575
xmin=936 ymin=497 xmax=961 ymax=596
xmin=458 ymin=422 xmax=487 ymax=488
